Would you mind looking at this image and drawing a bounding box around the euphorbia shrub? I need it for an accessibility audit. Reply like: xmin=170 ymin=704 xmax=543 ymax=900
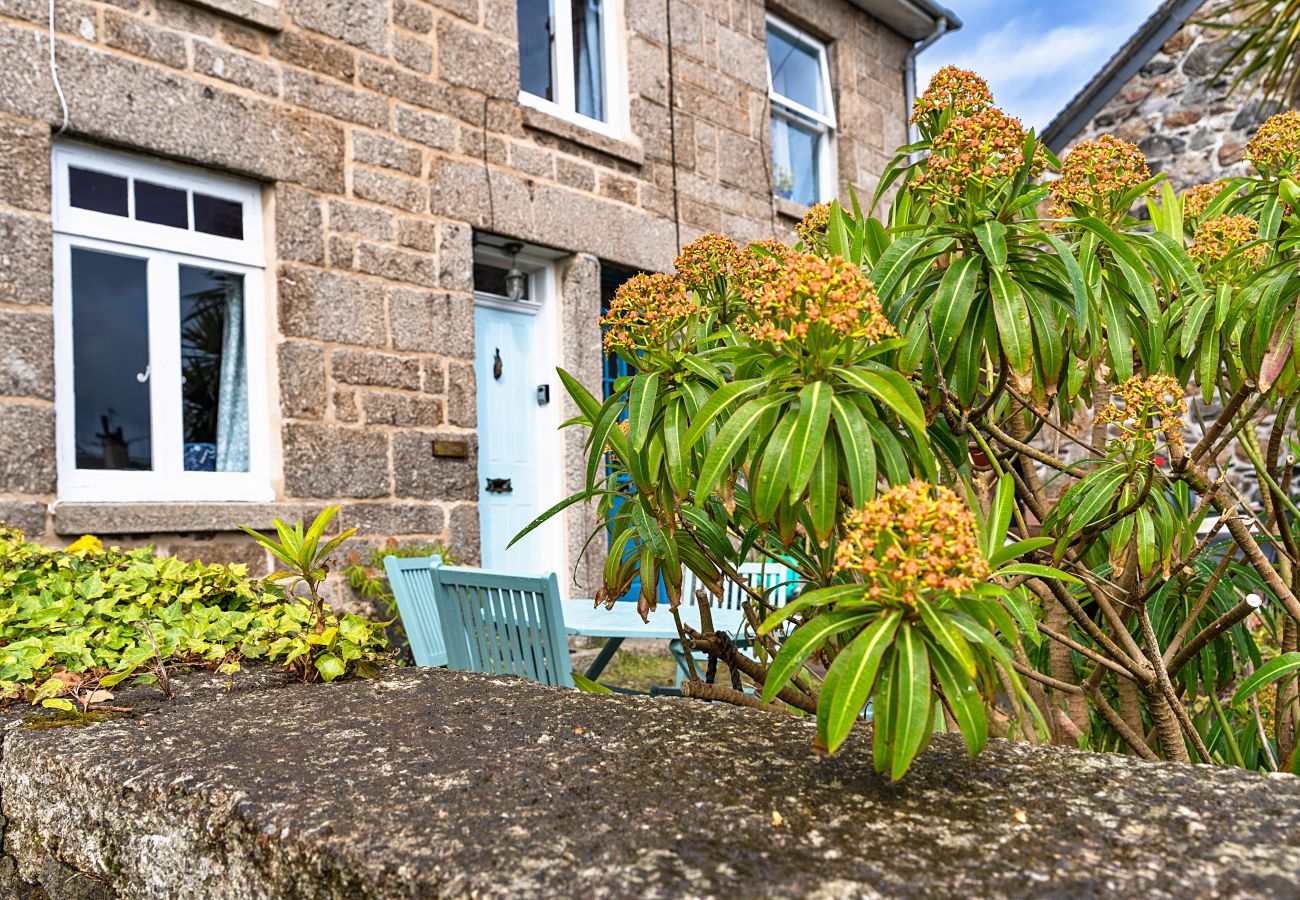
xmin=525 ymin=67 xmax=1300 ymax=778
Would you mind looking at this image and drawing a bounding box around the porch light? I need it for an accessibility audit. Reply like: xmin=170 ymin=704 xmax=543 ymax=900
xmin=504 ymin=242 xmax=526 ymax=301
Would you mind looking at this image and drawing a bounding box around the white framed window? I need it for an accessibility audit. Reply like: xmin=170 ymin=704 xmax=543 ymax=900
xmin=515 ymin=0 xmax=628 ymax=138
xmin=766 ymin=14 xmax=837 ymax=207
xmin=51 ymin=143 xmax=272 ymax=503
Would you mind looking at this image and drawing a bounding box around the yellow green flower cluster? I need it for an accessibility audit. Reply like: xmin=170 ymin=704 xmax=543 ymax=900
xmin=743 ymin=251 xmax=895 ymax=345
xmin=1096 ymin=374 xmax=1188 ymax=445
xmin=910 ymin=66 xmax=994 ymax=123
xmin=1189 ymin=214 xmax=1266 ymax=272
xmin=1049 ymin=134 xmax=1152 ymax=219
xmin=1182 ymin=181 xmax=1226 ymax=223
xmin=601 ymin=273 xmax=698 ymax=353
xmin=674 ymin=233 xmax=741 ymax=291
xmin=1245 ymin=110 xmax=1300 ymax=177
xmin=834 ymin=481 xmax=990 ymax=605
xmin=795 ymin=202 xmax=832 ymax=243
xmin=914 ymin=108 xmax=1042 ymax=203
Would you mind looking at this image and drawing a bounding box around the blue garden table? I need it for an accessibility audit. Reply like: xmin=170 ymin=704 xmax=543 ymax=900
xmin=562 ymin=599 xmax=748 ymax=681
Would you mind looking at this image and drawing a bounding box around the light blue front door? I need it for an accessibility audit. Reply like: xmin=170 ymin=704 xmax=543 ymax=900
xmin=475 ymin=303 xmax=547 ymax=575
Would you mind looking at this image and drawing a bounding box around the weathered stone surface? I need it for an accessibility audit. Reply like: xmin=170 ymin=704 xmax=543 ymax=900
xmin=435 ymin=16 xmax=518 ymax=99
xmin=338 ymin=501 xmax=445 ymax=537
xmin=282 ymin=0 xmax=388 ymax=54
xmin=274 ymin=186 xmax=324 ymax=265
xmin=0 ymin=116 xmax=50 ymax=212
xmin=0 ymin=403 xmax=54 ymax=494
xmin=193 ymin=40 xmax=280 ymax=96
xmin=7 ymin=667 xmax=1300 ymax=899
xmin=356 ymin=241 xmax=438 ymax=287
xmin=331 ymin=349 xmax=421 ymax=390
xmin=388 ymin=288 xmax=473 ymax=356
xmin=277 ymin=340 xmax=326 ymax=419
xmin=278 ymin=265 xmax=387 ymax=347
xmin=360 ymin=390 xmax=443 ymax=427
xmin=282 ymin=424 xmax=390 ymax=498
xmin=0 ymin=211 xmax=51 ymax=306
xmin=0 ymin=310 xmax=53 ymax=399
xmin=445 ymin=360 xmax=475 ymax=427
xmin=51 ymin=502 xmax=321 ymax=535
xmin=392 ymin=431 xmax=476 ymax=499
xmin=103 ymin=10 xmax=188 ymax=68
xmin=0 ymin=500 xmax=47 ymax=536
xmin=353 ymin=130 xmax=424 ymax=176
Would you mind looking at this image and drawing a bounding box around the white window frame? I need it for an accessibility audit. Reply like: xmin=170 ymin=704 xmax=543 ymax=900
xmin=51 ymin=142 xmax=272 ymax=504
xmin=517 ymin=0 xmax=630 ymax=140
xmin=766 ymin=13 xmax=838 ymax=205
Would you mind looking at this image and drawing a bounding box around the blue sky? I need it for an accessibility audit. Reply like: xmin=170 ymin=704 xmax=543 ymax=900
xmin=918 ymin=0 xmax=1166 ymax=132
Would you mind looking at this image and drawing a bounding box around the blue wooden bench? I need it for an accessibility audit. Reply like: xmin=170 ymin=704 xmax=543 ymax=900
xmin=671 ymin=562 xmax=794 ymax=684
xmin=383 ymin=555 xmax=449 ymax=667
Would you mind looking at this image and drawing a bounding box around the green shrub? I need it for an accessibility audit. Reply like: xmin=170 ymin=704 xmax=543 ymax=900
xmin=0 ymin=523 xmax=390 ymax=712
xmin=343 ymin=539 xmax=464 ymax=620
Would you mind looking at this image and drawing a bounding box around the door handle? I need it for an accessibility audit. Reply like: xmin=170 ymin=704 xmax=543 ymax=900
xmin=486 ymin=478 xmax=513 ymax=494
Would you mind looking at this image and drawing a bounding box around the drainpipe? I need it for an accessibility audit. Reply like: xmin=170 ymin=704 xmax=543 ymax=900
xmin=903 ymin=16 xmax=950 ymax=143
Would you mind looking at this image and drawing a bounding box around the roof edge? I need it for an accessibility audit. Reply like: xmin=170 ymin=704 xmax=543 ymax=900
xmin=1041 ymin=0 xmax=1204 ymax=152
xmin=850 ymin=0 xmax=963 ymax=43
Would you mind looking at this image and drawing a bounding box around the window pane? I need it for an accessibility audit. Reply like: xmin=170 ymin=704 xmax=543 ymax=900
xmin=473 ymin=262 xmax=529 ymax=301
xmin=134 ymin=180 xmax=189 ymax=229
xmin=572 ymin=0 xmax=605 ymax=120
xmin=71 ymin=248 xmax=152 ymax=471
xmin=179 ymin=267 xmax=249 ymax=473
xmin=771 ymin=115 xmax=822 ymax=207
xmin=69 ymin=168 xmax=128 ymax=217
xmin=767 ymin=24 xmax=826 ymax=115
xmin=517 ymin=0 xmax=554 ymax=102
xmin=193 ymin=193 xmax=244 ymax=240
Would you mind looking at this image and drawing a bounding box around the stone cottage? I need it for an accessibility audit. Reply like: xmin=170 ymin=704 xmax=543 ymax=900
xmin=1042 ymin=0 xmax=1266 ymax=189
xmin=0 ymin=0 xmax=958 ymax=594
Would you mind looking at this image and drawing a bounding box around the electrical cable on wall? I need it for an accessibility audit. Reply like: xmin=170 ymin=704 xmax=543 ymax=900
xmin=480 ymin=95 xmax=496 ymax=232
xmin=664 ymin=0 xmax=681 ymax=250
xmin=48 ymin=0 xmax=70 ymax=134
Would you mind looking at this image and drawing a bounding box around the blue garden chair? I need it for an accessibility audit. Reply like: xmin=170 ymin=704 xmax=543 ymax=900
xmin=670 ymin=562 xmax=794 ymax=684
xmin=431 ymin=564 xmax=574 ymax=688
xmin=383 ymin=555 xmax=449 ymax=667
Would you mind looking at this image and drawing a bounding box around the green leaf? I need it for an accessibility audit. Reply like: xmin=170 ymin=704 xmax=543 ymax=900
xmin=788 ymin=381 xmax=833 ymax=498
xmin=995 ymin=563 xmax=1082 ymax=585
xmin=928 ymin=642 xmax=988 ymax=756
xmin=832 ymin=365 xmax=926 ymax=436
xmin=930 ymin=256 xmax=982 ymax=363
xmin=572 ymin=672 xmax=614 ymax=694
xmin=831 ymin=395 xmax=877 ymax=505
xmin=627 ymin=373 xmax=660 ymax=451
xmin=989 ymin=268 xmax=1033 ymax=378
xmin=314 ymin=653 xmax=346 ymax=682
xmin=753 ymin=408 xmax=799 ymax=523
xmin=41 ymin=698 xmax=76 ymax=712
xmin=508 ymin=488 xmax=612 ymax=548
xmin=917 ymin=602 xmax=976 ymax=677
xmin=761 ymin=611 xmax=874 ymax=705
xmin=695 ymin=395 xmax=787 ymax=501
xmin=758 ymin=584 xmax=871 ymax=634
xmin=1234 ymin=652 xmax=1300 ymax=703
xmin=819 ymin=611 xmax=902 ymax=752
xmin=681 ymin=378 xmax=764 ymax=449
xmin=808 ymin=445 xmax=839 ymax=545
xmin=663 ymin=398 xmax=690 ymax=496
xmin=975 ymin=220 xmax=1008 ymax=269
xmin=889 ymin=624 xmax=932 ymax=780
xmin=558 ymin=367 xmax=602 ymax=423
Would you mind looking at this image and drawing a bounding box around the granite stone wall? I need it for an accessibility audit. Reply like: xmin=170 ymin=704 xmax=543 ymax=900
xmin=0 ymin=0 xmax=911 ymax=591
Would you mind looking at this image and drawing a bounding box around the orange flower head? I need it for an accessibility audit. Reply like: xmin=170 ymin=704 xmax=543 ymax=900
xmin=1182 ymin=182 xmax=1228 ymax=223
xmin=743 ymin=251 xmax=895 ymax=346
xmin=600 ymin=273 xmax=698 ymax=353
xmin=1189 ymin=214 xmax=1266 ymax=273
xmin=914 ymin=108 xmax=1044 ymax=204
xmin=1095 ymin=374 xmax=1188 ymax=446
xmin=1245 ymin=110 xmax=1300 ymax=177
xmin=834 ymin=482 xmax=990 ymax=605
xmin=674 ymin=233 xmax=741 ymax=291
xmin=911 ymin=66 xmax=994 ymax=124
xmin=1050 ymin=134 xmax=1152 ymax=219
xmin=795 ymin=202 xmax=832 ymax=244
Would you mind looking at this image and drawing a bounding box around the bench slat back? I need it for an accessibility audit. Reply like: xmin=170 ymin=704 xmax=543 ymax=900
xmin=383 ymin=555 xmax=449 ymax=667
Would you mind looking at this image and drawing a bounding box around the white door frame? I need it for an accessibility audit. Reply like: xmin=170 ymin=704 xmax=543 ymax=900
xmin=472 ymin=243 xmax=568 ymax=593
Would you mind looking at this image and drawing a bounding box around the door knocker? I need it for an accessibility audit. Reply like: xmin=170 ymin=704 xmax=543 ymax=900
xmin=492 ymin=348 xmax=503 ymax=381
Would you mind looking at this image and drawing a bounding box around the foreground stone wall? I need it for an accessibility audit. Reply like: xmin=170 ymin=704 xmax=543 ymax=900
xmin=4 ymin=666 xmax=1300 ymax=898
xmin=0 ymin=0 xmax=911 ymax=590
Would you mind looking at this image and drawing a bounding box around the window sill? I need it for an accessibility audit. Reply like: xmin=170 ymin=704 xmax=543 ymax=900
xmin=183 ymin=0 xmax=283 ymax=31
xmin=521 ymin=105 xmax=644 ymax=168
xmin=774 ymin=196 xmax=812 ymax=221
xmin=53 ymin=501 xmax=302 ymax=535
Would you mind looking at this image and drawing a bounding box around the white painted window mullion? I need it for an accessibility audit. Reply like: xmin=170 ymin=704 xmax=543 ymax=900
xmin=553 ymin=0 xmax=577 ymax=115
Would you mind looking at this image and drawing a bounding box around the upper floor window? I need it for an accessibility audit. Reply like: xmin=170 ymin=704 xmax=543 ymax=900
xmin=766 ymin=15 xmax=837 ymax=207
xmin=516 ymin=0 xmax=625 ymax=135
xmin=51 ymin=143 xmax=271 ymax=503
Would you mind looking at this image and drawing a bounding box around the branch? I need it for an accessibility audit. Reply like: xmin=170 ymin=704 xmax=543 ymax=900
xmin=1189 ymin=379 xmax=1254 ymax=463
xmin=680 ymin=680 xmax=766 ymax=709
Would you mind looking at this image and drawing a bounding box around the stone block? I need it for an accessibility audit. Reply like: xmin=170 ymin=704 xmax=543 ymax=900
xmin=327 ymin=235 xmax=356 ymax=268
xmin=0 ymin=211 xmax=51 ymax=306
xmin=278 ymin=264 xmax=387 ymax=347
xmin=0 ymin=500 xmax=47 ymax=537
xmin=219 ymin=20 xmax=266 ymax=54
xmin=447 ymin=502 xmax=480 ymax=562
xmin=0 ymin=310 xmax=53 ymax=400
xmin=274 ymin=186 xmax=324 ymax=265
xmin=429 ymin=0 xmax=478 ymax=23
xmin=282 ymin=0 xmax=388 ymax=54
xmin=332 ymin=387 xmax=359 ymax=422
xmin=284 ymin=70 xmax=388 ymax=129
xmin=397 ymin=217 xmax=437 ymax=252
xmin=510 ymin=141 xmax=554 ymax=179
xmin=352 ymin=168 xmax=429 ymax=214
xmin=154 ymin=0 xmax=220 ymax=35
xmin=0 ymin=403 xmax=55 ymax=494
xmin=338 ymin=501 xmax=445 ymax=537
xmin=392 ymin=431 xmax=476 ymax=500
xmin=352 ymin=131 xmax=424 ymax=176
xmin=600 ymin=172 xmax=638 ymax=205
xmin=0 ymin=33 xmax=346 ymax=193
xmin=0 ymin=116 xmax=50 ymax=212
xmin=389 ymin=289 xmax=473 ymax=356
xmin=420 ymin=358 xmax=445 ymax=394
xmin=445 ymin=360 xmax=475 ymax=427
xmin=51 ymin=501 xmax=319 ymax=535
xmin=437 ymin=223 xmax=473 ymax=293
xmin=556 ymin=156 xmax=595 ymax=192
xmin=269 ymin=29 xmax=356 ymax=81
xmin=282 ymin=424 xmax=390 ymax=498
xmin=357 ymin=57 xmax=459 ymax=114
xmin=361 ymin=391 xmax=444 ymax=426
xmin=331 ymin=349 xmax=421 ymax=390
xmin=194 ymin=41 xmax=280 ymax=96
xmin=394 ymin=105 xmax=457 ymax=151
xmin=103 ymin=10 xmax=188 ymax=69
xmin=436 ymin=17 xmax=518 ymax=99
xmin=393 ymin=0 xmax=435 ymax=33
xmin=277 ymin=341 xmax=326 ymax=420
xmin=355 ymin=242 xmax=438 ymax=287
xmin=328 ymin=200 xmax=394 ymax=240
xmin=393 ymin=33 xmax=433 ymax=73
